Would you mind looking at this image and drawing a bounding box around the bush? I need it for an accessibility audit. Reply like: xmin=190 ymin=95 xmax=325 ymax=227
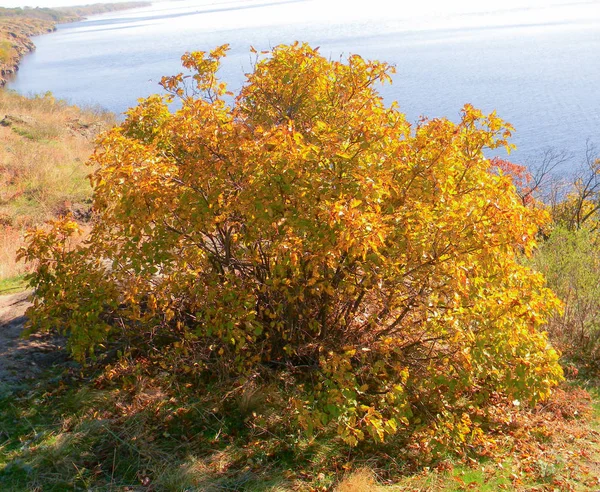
xmin=20 ymin=43 xmax=563 ymax=449
xmin=530 ymin=226 xmax=600 ymax=366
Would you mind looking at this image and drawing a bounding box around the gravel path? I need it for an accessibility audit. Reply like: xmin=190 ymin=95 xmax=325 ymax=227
xmin=0 ymin=292 xmax=67 ymax=385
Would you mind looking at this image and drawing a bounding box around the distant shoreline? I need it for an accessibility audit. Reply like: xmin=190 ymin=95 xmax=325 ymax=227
xmin=0 ymin=18 xmax=55 ymax=87
xmin=0 ymin=2 xmax=151 ymax=87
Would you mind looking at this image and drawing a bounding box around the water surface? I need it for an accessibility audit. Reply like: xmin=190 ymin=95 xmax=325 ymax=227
xmin=8 ymin=0 xmax=600 ymax=164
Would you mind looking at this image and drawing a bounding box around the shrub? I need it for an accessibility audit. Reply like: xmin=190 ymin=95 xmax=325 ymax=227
xmin=20 ymin=43 xmax=563 ymax=448
xmin=530 ymin=226 xmax=600 ymax=365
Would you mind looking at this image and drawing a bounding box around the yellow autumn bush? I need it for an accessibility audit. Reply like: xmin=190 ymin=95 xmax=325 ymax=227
xmin=20 ymin=43 xmax=563 ymax=448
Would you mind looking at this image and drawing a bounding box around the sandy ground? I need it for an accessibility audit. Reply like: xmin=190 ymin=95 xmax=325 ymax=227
xmin=0 ymin=292 xmax=67 ymax=385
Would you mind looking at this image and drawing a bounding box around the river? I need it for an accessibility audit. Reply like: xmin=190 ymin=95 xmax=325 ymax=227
xmin=7 ymin=0 xmax=600 ymax=165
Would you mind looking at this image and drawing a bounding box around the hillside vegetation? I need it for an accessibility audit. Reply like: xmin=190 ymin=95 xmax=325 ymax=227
xmin=0 ymin=90 xmax=114 ymax=283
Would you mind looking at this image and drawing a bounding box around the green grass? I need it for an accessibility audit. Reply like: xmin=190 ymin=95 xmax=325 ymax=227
xmin=452 ymin=465 xmax=512 ymax=490
xmin=0 ymin=274 xmax=28 ymax=294
xmin=0 ymin=372 xmax=306 ymax=490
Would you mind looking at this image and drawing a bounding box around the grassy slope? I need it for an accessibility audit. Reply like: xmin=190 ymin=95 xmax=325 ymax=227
xmin=0 ymin=90 xmax=114 ymax=280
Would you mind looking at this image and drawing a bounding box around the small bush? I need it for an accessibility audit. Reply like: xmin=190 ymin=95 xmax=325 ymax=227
xmin=21 ymin=43 xmax=563 ymax=451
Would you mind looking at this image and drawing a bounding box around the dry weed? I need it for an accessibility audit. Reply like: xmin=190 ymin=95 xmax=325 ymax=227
xmin=336 ymin=468 xmax=386 ymax=492
xmin=0 ymin=226 xmax=24 ymax=278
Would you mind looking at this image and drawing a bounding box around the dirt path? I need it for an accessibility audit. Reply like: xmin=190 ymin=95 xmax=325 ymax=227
xmin=0 ymin=292 xmax=67 ymax=385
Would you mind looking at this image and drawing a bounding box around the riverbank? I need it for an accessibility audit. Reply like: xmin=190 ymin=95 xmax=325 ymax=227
xmin=0 ymin=2 xmax=150 ymax=87
xmin=0 ymin=17 xmax=55 ymax=87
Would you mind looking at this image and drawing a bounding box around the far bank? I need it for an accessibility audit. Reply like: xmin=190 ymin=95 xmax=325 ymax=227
xmin=0 ymin=3 xmax=150 ymax=87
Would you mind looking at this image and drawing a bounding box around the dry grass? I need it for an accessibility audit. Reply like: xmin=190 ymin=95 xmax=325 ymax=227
xmin=0 ymin=226 xmax=23 ymax=279
xmin=336 ymin=468 xmax=387 ymax=491
xmin=0 ymin=90 xmax=114 ymax=281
